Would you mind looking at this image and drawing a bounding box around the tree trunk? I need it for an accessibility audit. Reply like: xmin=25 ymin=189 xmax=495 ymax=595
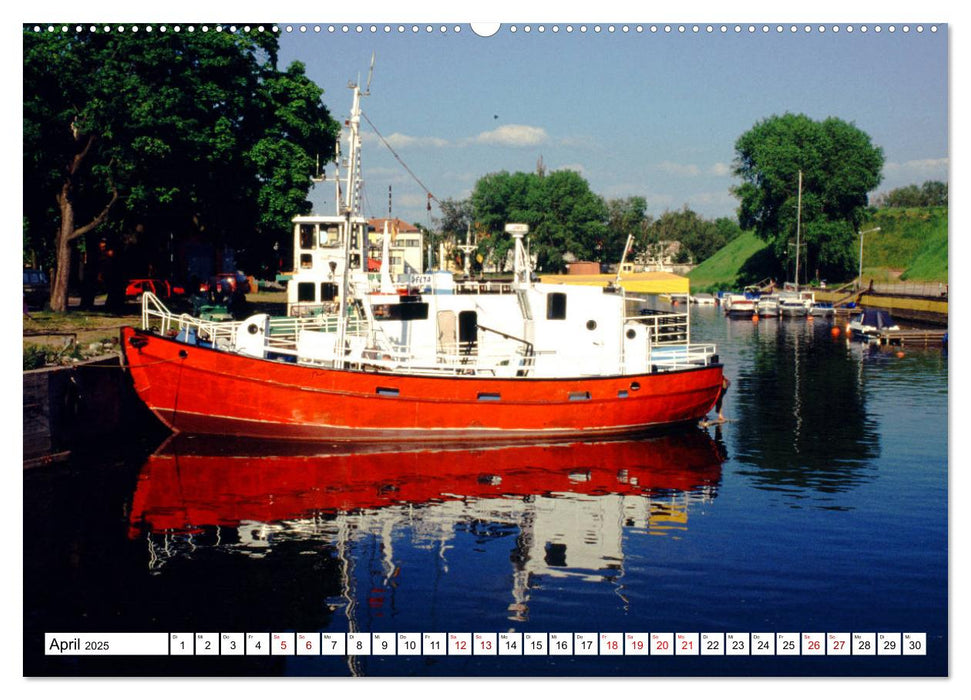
xmin=49 ymin=188 xmax=76 ymax=313
xmin=48 ymin=132 xmax=118 ymax=313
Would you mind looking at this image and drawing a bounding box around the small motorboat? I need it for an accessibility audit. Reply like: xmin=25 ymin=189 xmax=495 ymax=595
xmin=848 ymin=308 xmax=899 ymax=341
xmin=809 ymin=302 xmax=835 ymax=317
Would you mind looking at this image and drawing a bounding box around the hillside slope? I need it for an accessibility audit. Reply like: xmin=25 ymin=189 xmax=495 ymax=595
xmin=687 ymin=230 xmax=769 ymax=291
xmin=862 ymin=206 xmax=948 ymax=282
xmin=688 ymin=206 xmax=947 ymax=291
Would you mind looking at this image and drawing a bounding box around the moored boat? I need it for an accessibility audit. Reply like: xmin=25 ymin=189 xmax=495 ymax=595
xmin=809 ymin=301 xmax=835 ymax=317
xmin=723 ymin=293 xmax=756 ymax=317
xmin=848 ymin=308 xmax=899 ymax=341
xmin=756 ymin=294 xmax=780 ymax=317
xmin=778 ymin=297 xmax=809 ymax=317
xmin=121 ymin=74 xmax=724 ymax=443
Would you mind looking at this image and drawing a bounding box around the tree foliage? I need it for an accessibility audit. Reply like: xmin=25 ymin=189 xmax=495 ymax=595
xmin=647 ymin=207 xmax=742 ymax=265
xmin=872 ymin=180 xmax=948 ymax=209
xmin=432 ymin=197 xmax=476 ymax=269
xmin=605 ymin=197 xmax=649 ymax=265
xmin=469 ymin=169 xmax=608 ymax=272
xmin=732 ymin=113 xmax=884 ymax=281
xmin=23 ymin=27 xmax=339 ymax=311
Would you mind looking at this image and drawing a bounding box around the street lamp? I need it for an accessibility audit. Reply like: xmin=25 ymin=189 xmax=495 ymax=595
xmin=858 ymin=227 xmax=881 ymax=290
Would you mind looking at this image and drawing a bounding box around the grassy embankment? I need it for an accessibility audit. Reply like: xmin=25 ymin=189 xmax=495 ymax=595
xmin=859 ymin=206 xmax=948 ymax=283
xmin=688 ymin=206 xmax=948 ymax=292
xmin=687 ymin=230 xmax=769 ymax=293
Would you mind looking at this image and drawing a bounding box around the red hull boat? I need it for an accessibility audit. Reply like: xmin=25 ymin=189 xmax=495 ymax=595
xmin=122 ymin=327 xmax=723 ymax=442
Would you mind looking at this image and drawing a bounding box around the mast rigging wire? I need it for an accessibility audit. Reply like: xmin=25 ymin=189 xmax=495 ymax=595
xmin=360 ymin=110 xmax=441 ymax=210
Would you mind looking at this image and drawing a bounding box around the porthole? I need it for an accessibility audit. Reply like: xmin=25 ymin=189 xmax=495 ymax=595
xmin=247 ymin=323 xmax=260 ymax=334
xmin=626 ymin=328 xmax=636 ymax=339
xmin=586 ymin=320 xmax=597 ymax=331
xmin=630 ymin=381 xmax=641 ymax=391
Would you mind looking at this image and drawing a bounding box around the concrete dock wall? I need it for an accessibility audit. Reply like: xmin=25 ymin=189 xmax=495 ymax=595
xmin=23 ymin=354 xmax=146 ymax=468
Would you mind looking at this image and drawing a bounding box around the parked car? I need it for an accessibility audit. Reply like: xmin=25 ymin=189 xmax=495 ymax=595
xmin=199 ymin=272 xmax=251 ymax=296
xmin=125 ymin=278 xmax=185 ymax=300
xmin=23 ymin=268 xmax=50 ymax=310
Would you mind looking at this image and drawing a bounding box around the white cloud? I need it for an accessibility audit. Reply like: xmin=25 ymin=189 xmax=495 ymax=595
xmin=882 ymin=157 xmax=949 ymax=175
xmin=655 ymin=161 xmax=734 ymax=178
xmin=393 ymin=193 xmax=430 ymax=209
xmin=473 ymin=124 xmax=549 ymax=147
xmin=362 ymin=131 xmax=449 ymax=149
xmin=657 ymin=161 xmax=701 ymax=177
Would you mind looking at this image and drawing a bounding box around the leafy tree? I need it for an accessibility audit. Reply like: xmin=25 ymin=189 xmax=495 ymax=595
xmin=644 ymin=207 xmax=742 ymax=265
xmin=469 ymin=169 xmax=607 ymax=272
xmin=605 ymin=197 xmax=649 ymax=266
xmin=23 ymin=27 xmax=338 ymax=311
xmin=470 ymin=171 xmax=535 ymax=271
xmin=705 ymin=218 xmax=744 ymax=262
xmin=873 ymin=180 xmax=948 ymax=208
xmin=732 ymin=113 xmax=884 ymax=281
xmin=920 ymin=180 xmax=948 ymax=207
xmin=432 ymin=197 xmax=475 ymax=270
xmin=532 ymin=170 xmax=608 ymax=272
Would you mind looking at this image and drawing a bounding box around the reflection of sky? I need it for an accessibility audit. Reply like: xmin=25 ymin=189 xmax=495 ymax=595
xmin=688 ymin=309 xmax=947 ymax=503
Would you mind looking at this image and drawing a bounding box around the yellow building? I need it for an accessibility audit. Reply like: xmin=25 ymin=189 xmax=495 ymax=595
xmin=540 ymin=270 xmax=690 ymax=296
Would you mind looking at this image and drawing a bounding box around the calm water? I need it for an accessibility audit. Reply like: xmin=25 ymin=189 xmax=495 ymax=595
xmin=23 ymin=306 xmax=948 ymax=677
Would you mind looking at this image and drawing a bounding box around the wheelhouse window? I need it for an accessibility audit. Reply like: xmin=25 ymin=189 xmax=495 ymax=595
xmin=300 ymin=254 xmax=312 ymax=269
xmin=320 ymin=283 xmax=338 ymax=301
xmin=297 ymin=282 xmax=315 ymax=302
xmin=372 ymin=302 xmax=429 ymax=321
xmin=546 ymin=292 xmax=567 ymax=320
xmin=299 ymin=224 xmax=316 ymax=250
xmin=321 ymin=225 xmax=341 ymax=247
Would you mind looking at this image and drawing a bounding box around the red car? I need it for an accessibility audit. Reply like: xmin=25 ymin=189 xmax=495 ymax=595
xmin=125 ymin=279 xmax=185 ymax=300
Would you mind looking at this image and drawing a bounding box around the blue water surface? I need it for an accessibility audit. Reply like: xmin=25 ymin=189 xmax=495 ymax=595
xmin=24 ymin=307 xmax=948 ymax=677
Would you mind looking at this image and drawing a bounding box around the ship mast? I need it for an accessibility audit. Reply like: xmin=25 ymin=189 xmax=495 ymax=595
xmin=336 ymin=64 xmax=371 ymax=369
xmin=794 ymin=169 xmax=802 ymax=291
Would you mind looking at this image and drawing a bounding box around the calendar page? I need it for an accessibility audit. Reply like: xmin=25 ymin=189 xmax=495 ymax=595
xmin=21 ymin=7 xmax=951 ymax=689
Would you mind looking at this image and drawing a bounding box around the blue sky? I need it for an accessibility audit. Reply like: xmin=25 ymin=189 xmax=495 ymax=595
xmin=278 ymin=22 xmax=948 ymax=229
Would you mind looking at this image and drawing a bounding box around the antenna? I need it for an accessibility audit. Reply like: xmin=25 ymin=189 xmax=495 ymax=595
xmin=311 ymin=153 xmax=325 ymax=183
xmin=365 ymin=52 xmax=375 ymax=95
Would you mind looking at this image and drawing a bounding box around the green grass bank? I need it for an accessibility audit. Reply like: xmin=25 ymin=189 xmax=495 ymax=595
xmin=688 ymin=206 xmax=947 ymax=292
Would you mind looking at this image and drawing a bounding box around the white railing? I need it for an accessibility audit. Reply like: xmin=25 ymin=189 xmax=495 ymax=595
xmin=649 ymin=343 xmax=718 ymax=371
xmin=454 ymin=280 xmax=516 ymax=295
xmin=627 ymin=310 xmax=690 ymax=346
xmin=141 ymin=292 xmax=718 ymax=376
xmin=140 ymin=293 xmax=367 ymax=357
xmin=141 ymin=293 xmax=239 ymax=348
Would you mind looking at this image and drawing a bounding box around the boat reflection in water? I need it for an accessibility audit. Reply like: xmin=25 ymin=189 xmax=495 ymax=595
xmin=129 ymin=430 xmax=725 ymax=626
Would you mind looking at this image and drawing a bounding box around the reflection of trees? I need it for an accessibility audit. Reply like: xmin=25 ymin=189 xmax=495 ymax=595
xmin=732 ymin=321 xmax=880 ymax=496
